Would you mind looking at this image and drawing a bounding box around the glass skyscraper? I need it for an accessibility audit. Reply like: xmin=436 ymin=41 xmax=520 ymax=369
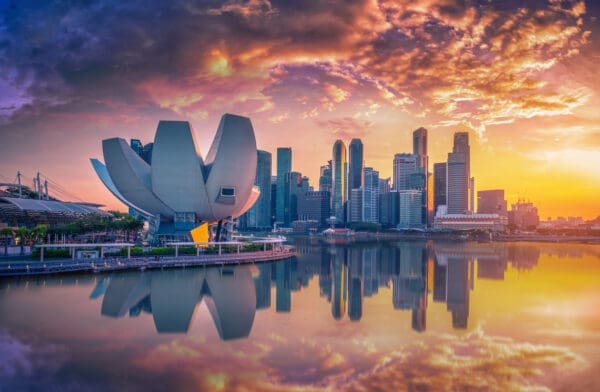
xmin=332 ymin=140 xmax=347 ymax=224
xmin=243 ymin=150 xmax=272 ymax=229
xmin=276 ymin=148 xmax=292 ymax=224
xmin=348 ymin=138 xmax=363 ymax=191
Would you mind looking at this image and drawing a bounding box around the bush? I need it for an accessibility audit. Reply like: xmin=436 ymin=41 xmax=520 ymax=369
xmin=31 ymin=248 xmax=71 ymax=259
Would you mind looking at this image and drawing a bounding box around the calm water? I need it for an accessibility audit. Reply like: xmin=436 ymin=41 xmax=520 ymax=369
xmin=1 ymin=239 xmax=599 ymax=391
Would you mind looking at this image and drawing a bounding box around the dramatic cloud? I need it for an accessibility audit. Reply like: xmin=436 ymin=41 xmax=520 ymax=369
xmin=0 ymin=0 xmax=598 ymax=217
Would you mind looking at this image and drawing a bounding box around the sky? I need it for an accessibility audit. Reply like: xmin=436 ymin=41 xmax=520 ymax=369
xmin=0 ymin=0 xmax=598 ymax=219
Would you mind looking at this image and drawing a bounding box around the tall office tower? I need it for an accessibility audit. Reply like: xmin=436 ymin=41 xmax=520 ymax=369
xmin=477 ymin=189 xmax=507 ymax=216
xmin=332 ymin=140 xmax=347 ymax=224
xmin=243 ymin=150 xmax=272 ymax=229
xmin=130 ymin=139 xmax=143 ymax=156
xmin=451 ymin=132 xmax=471 ymax=211
xmin=393 ymin=153 xmax=417 ymax=191
xmin=398 ymin=190 xmax=423 ymax=228
xmin=379 ymin=177 xmax=391 ymax=194
xmin=276 ymin=148 xmax=292 ymax=224
xmin=141 ymin=143 xmax=154 ymax=164
xmin=270 ymin=176 xmax=277 ymax=226
xmin=362 ymin=167 xmax=379 ymax=223
xmin=349 ymin=188 xmax=363 ymax=223
xmin=433 ymin=163 xmax=447 ymax=216
xmin=348 ymin=139 xmax=364 ymax=190
xmin=446 ymin=152 xmax=467 ymax=214
xmin=413 ymin=127 xmax=428 ymax=170
xmin=297 ymin=190 xmax=331 ymax=228
xmin=379 ymin=190 xmax=399 ymax=227
xmin=413 ymin=127 xmax=428 ymax=226
xmin=285 ymin=171 xmax=303 ymax=225
xmin=301 ymin=176 xmax=311 ymax=192
xmin=319 ymin=161 xmax=333 ymax=193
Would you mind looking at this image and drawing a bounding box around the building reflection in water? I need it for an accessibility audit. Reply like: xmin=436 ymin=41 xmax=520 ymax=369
xmin=93 ymin=266 xmax=257 ymax=340
xmin=90 ymin=239 xmax=544 ymax=338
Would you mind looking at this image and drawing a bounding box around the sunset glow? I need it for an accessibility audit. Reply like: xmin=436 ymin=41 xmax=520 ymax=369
xmin=0 ymin=0 xmax=598 ymax=218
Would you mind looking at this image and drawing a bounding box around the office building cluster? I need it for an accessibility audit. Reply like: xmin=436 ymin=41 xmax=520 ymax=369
xmin=238 ymin=128 xmax=537 ymax=232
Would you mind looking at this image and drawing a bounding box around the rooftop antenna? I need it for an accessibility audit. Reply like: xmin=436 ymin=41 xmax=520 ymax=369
xmin=17 ymin=170 xmax=22 ymax=198
xmin=36 ymin=172 xmax=42 ymax=200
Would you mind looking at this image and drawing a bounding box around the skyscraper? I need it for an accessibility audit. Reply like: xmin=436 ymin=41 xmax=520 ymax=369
xmin=413 ymin=127 xmax=428 ymax=172
xmin=285 ymin=171 xmax=303 ymax=225
xmin=413 ymin=127 xmax=428 ymax=226
xmin=393 ymin=153 xmax=417 ymax=191
xmin=446 ymin=152 xmax=468 ymax=214
xmin=332 ymin=140 xmax=347 ymax=224
xmin=243 ymin=150 xmax=272 ymax=229
xmin=362 ymin=167 xmax=379 ymax=223
xmin=477 ymin=189 xmax=507 ymax=216
xmin=276 ymin=148 xmax=292 ymax=224
xmin=433 ymin=162 xmax=447 ymax=216
xmin=447 ymin=132 xmax=470 ymax=214
xmin=398 ymin=190 xmax=423 ymax=228
xmin=348 ymin=139 xmax=364 ymax=191
xmin=319 ymin=161 xmax=332 ymax=193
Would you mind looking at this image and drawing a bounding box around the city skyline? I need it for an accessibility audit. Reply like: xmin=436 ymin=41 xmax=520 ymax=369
xmin=1 ymin=1 xmax=599 ymax=219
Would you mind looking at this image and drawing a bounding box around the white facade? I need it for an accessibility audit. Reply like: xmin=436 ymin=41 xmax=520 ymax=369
xmin=92 ymin=113 xmax=260 ymax=226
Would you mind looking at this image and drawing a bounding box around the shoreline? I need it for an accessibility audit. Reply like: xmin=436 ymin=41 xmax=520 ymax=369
xmin=0 ymin=249 xmax=296 ymax=278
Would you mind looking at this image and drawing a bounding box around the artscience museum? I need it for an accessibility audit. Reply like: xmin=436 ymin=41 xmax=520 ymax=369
xmin=91 ymin=113 xmax=260 ymax=241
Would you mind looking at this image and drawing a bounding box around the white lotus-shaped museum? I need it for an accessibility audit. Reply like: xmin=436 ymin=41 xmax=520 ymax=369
xmin=91 ymin=113 xmax=260 ymax=229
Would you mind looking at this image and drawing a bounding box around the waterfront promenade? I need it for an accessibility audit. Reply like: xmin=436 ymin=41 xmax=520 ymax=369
xmin=0 ymin=248 xmax=295 ymax=277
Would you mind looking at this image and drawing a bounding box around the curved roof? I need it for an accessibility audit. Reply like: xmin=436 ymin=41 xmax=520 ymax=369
xmin=0 ymin=197 xmax=110 ymax=216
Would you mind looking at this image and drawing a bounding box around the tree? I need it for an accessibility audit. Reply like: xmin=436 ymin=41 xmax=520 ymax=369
xmin=14 ymin=227 xmax=30 ymax=256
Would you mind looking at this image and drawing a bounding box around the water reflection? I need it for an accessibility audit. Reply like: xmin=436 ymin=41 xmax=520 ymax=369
xmin=93 ymin=266 xmax=257 ymax=339
xmin=85 ymin=239 xmax=550 ymax=338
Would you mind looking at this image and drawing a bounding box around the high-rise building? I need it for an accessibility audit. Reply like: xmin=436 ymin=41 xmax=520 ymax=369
xmin=297 ymin=190 xmax=331 ymax=228
xmin=130 ymin=139 xmax=153 ymax=165
xmin=398 ymin=190 xmax=423 ymax=229
xmin=433 ymin=162 xmax=447 ymax=216
xmin=413 ymin=128 xmax=428 ymax=227
xmin=413 ymin=127 xmax=428 ymax=170
xmin=242 ymin=150 xmax=272 ymax=229
xmin=332 ymin=140 xmax=347 ymax=224
xmin=477 ymin=189 xmax=507 ymax=216
xmin=349 ymin=188 xmax=362 ymax=223
xmin=446 ymin=152 xmax=467 ymax=214
xmin=393 ymin=153 xmax=417 ymax=191
xmin=447 ymin=132 xmax=471 ymax=213
xmin=276 ymin=148 xmax=292 ymax=224
xmin=362 ymin=167 xmax=379 ymax=223
xmin=319 ymin=161 xmax=332 ymax=193
xmin=348 ymin=139 xmax=364 ymax=191
xmin=379 ymin=190 xmax=399 ymax=227
xmin=130 ymin=139 xmax=143 ymax=156
xmin=285 ymin=171 xmax=303 ymax=226
xmin=270 ymin=176 xmax=277 ymax=226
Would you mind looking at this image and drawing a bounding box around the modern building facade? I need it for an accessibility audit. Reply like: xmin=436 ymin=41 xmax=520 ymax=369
xmin=412 ymin=127 xmax=428 ymax=227
xmin=319 ymin=161 xmax=332 ymax=193
xmin=433 ymin=213 xmax=508 ymax=231
xmin=393 ymin=153 xmax=417 ymax=191
xmin=446 ymin=152 xmax=468 ymax=214
xmin=297 ymin=190 xmax=331 ymax=228
xmin=433 ymin=162 xmax=447 ymax=216
xmin=276 ymin=148 xmax=292 ymax=225
xmin=362 ymin=167 xmax=379 ymax=223
xmin=477 ymin=189 xmax=507 ymax=217
xmin=509 ymin=201 xmax=539 ymax=230
xmin=91 ymin=113 xmax=260 ymax=239
xmin=348 ymin=139 xmax=364 ymax=191
xmin=241 ymin=150 xmax=272 ymax=229
xmin=332 ymin=140 xmax=347 ymax=224
xmin=398 ymin=190 xmax=423 ymax=229
xmin=349 ymin=188 xmax=362 ymax=223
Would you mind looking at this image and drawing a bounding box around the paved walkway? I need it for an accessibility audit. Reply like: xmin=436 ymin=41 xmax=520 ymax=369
xmin=0 ymin=249 xmax=296 ymax=277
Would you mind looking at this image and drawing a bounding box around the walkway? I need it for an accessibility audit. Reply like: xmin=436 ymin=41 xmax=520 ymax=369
xmin=0 ymin=249 xmax=296 ymax=277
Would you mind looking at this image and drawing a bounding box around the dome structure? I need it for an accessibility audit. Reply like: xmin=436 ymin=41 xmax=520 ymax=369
xmin=91 ymin=113 xmax=260 ymax=232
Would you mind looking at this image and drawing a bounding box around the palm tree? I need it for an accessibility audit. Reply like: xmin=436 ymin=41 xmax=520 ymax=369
xmin=1 ymin=227 xmax=15 ymax=256
xmin=14 ymin=227 xmax=30 ymax=256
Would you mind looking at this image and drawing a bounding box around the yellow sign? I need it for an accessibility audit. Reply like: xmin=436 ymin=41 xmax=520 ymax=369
xmin=190 ymin=223 xmax=209 ymax=248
